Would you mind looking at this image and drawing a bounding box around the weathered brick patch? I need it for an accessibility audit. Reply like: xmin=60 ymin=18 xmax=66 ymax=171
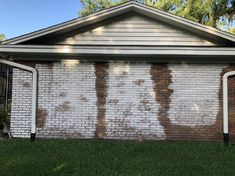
xmin=38 ymin=62 xmax=98 ymax=138
xmin=151 ymin=64 xmax=225 ymax=141
xmin=94 ymin=63 xmax=109 ymax=139
xmin=150 ymin=64 xmax=172 ymax=122
xmin=36 ymin=108 xmax=48 ymax=128
xmin=105 ymin=63 xmax=165 ymax=140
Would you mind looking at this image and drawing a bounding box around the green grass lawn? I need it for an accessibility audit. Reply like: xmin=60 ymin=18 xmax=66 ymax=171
xmin=0 ymin=139 xmax=234 ymax=176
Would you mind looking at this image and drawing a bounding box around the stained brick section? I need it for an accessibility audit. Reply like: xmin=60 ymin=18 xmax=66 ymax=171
xmin=36 ymin=63 xmax=53 ymax=129
xmin=36 ymin=62 xmax=98 ymax=138
xmin=151 ymin=64 xmax=224 ymax=141
xmin=150 ymin=64 xmax=172 ymax=122
xmin=105 ymin=63 xmax=165 ymax=140
xmin=11 ymin=62 xmax=98 ymax=138
xmin=94 ymin=63 xmax=109 ymax=139
xmin=36 ymin=108 xmax=48 ymax=128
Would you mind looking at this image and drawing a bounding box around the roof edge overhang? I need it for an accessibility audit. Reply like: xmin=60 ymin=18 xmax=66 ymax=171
xmin=1 ymin=1 xmax=235 ymax=45
xmin=1 ymin=45 xmax=235 ymax=62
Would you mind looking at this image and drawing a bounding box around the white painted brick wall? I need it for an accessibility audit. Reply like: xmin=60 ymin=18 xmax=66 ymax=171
xmin=36 ymin=62 xmax=98 ymax=138
xmin=105 ymin=63 xmax=165 ymax=139
xmin=10 ymin=62 xmax=225 ymax=140
xmin=168 ymin=64 xmax=225 ymax=126
xmin=11 ymin=68 xmax=32 ymax=137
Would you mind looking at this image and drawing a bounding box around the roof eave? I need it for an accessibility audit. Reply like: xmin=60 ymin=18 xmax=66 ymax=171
xmin=1 ymin=45 xmax=235 ymax=59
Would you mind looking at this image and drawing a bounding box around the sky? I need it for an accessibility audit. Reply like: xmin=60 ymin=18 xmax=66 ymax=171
xmin=0 ymin=0 xmax=83 ymax=39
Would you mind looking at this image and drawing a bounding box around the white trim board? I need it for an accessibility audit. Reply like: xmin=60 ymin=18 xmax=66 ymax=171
xmin=1 ymin=45 xmax=235 ymax=57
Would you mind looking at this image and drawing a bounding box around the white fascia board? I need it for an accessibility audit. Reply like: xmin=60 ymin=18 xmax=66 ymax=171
xmin=0 ymin=45 xmax=235 ymax=57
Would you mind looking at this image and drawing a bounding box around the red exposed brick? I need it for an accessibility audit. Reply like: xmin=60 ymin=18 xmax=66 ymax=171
xmin=151 ymin=64 xmax=223 ymax=141
xmin=94 ymin=63 xmax=109 ymax=139
xmin=36 ymin=108 xmax=48 ymax=128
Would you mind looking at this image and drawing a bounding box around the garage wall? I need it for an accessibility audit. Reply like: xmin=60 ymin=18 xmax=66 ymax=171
xmin=10 ymin=62 xmax=230 ymax=141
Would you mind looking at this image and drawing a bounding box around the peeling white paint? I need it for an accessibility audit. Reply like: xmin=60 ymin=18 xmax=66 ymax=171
xmin=168 ymin=64 xmax=225 ymax=126
xmin=36 ymin=63 xmax=98 ymax=138
xmin=105 ymin=63 xmax=165 ymax=139
xmin=112 ymin=62 xmax=130 ymax=75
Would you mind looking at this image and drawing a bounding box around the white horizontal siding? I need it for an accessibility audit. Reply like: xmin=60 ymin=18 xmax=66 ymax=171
xmin=57 ymin=14 xmax=217 ymax=46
